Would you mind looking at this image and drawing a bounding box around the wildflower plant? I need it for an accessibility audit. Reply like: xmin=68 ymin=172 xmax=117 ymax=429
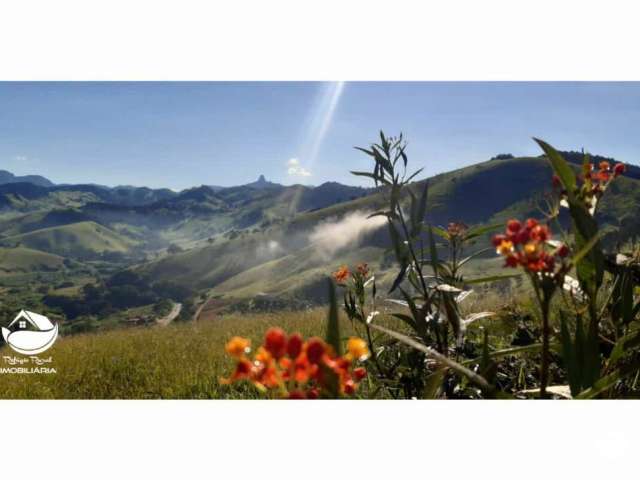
xmin=348 ymin=132 xmax=517 ymax=398
xmin=221 ymin=132 xmax=640 ymax=400
xmin=346 ymin=132 xmax=640 ymax=399
xmin=492 ymin=218 xmax=571 ymax=396
xmin=221 ymin=326 xmax=370 ymax=399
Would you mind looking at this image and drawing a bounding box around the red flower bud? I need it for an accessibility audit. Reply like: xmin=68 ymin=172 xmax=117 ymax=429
xmin=492 ymin=234 xmax=506 ymax=247
xmin=286 ymin=333 xmax=303 ymax=359
xmin=343 ymin=379 xmax=356 ymax=395
xmin=525 ymin=218 xmax=538 ymax=229
xmin=306 ymin=338 xmax=326 ymax=364
xmin=614 ymin=163 xmax=626 ymax=176
xmin=264 ymin=327 xmax=287 ymax=359
xmin=353 ymin=367 xmax=367 ymax=381
xmin=505 ymin=254 xmax=519 ymax=268
xmin=287 ymin=390 xmax=306 ymax=399
xmin=557 ymin=244 xmax=569 ymax=257
xmin=515 ymin=229 xmax=530 ymax=244
xmin=506 ymin=219 xmax=521 ymax=233
xmin=307 ymin=388 xmax=320 ymax=399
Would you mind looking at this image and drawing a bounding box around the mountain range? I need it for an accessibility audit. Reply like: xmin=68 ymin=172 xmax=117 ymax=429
xmin=0 ymin=153 xmax=639 ymax=318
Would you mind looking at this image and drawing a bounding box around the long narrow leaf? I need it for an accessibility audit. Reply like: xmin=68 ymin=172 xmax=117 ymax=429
xmin=368 ymin=324 xmax=494 ymax=393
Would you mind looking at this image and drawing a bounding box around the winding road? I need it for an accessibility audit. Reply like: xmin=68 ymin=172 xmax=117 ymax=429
xmin=156 ymin=302 xmax=183 ymax=326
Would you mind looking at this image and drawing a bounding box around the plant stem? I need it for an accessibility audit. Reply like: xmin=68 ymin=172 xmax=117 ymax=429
xmin=540 ymin=298 xmax=551 ymax=399
xmin=532 ymin=279 xmax=551 ymax=399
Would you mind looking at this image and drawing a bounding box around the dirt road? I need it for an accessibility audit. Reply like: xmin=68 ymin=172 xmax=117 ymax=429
xmin=156 ymin=302 xmax=182 ymax=326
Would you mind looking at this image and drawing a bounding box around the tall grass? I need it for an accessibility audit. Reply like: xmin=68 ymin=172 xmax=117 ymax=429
xmin=0 ymin=309 xmax=345 ymax=399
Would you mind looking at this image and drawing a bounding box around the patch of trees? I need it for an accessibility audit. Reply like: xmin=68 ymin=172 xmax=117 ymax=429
xmin=43 ymin=270 xmax=195 ymax=320
xmin=167 ymin=243 xmax=184 ymax=254
xmin=490 ymin=153 xmax=514 ymax=160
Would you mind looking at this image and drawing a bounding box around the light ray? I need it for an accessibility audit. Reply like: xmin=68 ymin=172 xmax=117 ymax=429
xmin=287 ymin=81 xmax=346 ymax=214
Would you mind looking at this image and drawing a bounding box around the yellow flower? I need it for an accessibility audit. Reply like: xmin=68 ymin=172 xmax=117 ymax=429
xmin=496 ymin=240 xmax=513 ymax=256
xmin=347 ymin=337 xmax=370 ymax=361
xmin=254 ymin=346 xmax=273 ymax=364
xmin=524 ymin=242 xmax=538 ymax=256
xmin=225 ymin=336 xmax=251 ymax=358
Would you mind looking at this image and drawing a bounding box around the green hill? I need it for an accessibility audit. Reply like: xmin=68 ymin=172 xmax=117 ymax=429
xmin=0 ymin=221 xmax=138 ymax=258
xmin=140 ymin=155 xmax=640 ymax=306
xmin=0 ymin=246 xmax=64 ymax=272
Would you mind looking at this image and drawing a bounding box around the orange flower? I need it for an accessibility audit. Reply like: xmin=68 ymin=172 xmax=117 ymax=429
xmin=493 ymin=219 xmax=568 ymax=275
xmin=496 ymin=239 xmax=513 ymax=256
xmin=225 ymin=336 xmax=250 ymax=358
xmin=333 ymin=265 xmax=350 ymax=284
xmin=222 ymin=329 xmax=368 ymax=399
xmin=356 ymin=263 xmax=369 ymax=278
xmin=347 ymin=337 xmax=370 ymax=361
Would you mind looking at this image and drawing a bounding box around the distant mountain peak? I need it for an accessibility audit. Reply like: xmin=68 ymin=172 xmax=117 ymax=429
xmin=0 ymin=170 xmax=54 ymax=188
xmin=245 ymin=175 xmax=281 ymax=190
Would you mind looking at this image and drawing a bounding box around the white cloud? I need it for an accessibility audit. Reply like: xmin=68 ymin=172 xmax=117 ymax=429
xmin=287 ymin=158 xmax=311 ymax=177
xmin=309 ymin=210 xmax=387 ymax=258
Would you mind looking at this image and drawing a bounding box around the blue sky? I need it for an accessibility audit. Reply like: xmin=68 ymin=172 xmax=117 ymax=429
xmin=1 ymin=82 xmax=639 ymax=190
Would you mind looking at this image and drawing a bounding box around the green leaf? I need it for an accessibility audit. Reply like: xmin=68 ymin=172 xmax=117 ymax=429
xmin=367 ymin=210 xmax=392 ymax=219
xmin=574 ymin=358 xmax=640 ymax=399
xmin=422 ymin=368 xmax=447 ymax=399
xmin=429 ymin=225 xmax=450 ymax=241
xmin=559 ymin=312 xmax=580 ymax=396
xmin=388 ymin=220 xmax=405 ymax=263
xmin=466 ymin=273 xmax=521 ymax=285
xmin=368 ymin=323 xmax=495 ymax=394
xmin=405 ymin=167 xmax=424 ymax=183
xmin=391 ymin=313 xmax=417 ymax=331
xmin=569 ymin=232 xmax=602 ymax=267
xmin=389 ymin=263 xmax=408 ymax=294
xmin=428 ymin=226 xmax=439 ymax=277
xmin=464 ymin=223 xmax=502 ymax=241
xmin=326 ymin=278 xmax=342 ymax=356
xmin=534 ymin=137 xmax=604 ymax=295
xmin=458 ymin=247 xmax=494 ymax=268
xmin=399 ymin=287 xmax=423 ymax=335
xmin=462 ymin=343 xmax=549 ymax=366
xmin=350 ymin=170 xmax=390 ymax=185
xmin=408 ymin=188 xmax=419 ymax=237
xmin=534 ymin=138 xmax=576 ymax=196
xmin=353 ymin=146 xmax=375 ymax=157
xmin=416 ymin=181 xmax=429 ymax=231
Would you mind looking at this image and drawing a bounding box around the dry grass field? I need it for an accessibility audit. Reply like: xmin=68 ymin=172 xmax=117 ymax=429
xmin=0 ymin=308 xmax=357 ymax=399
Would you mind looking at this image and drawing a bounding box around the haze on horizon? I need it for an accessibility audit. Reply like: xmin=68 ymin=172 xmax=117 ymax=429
xmin=1 ymin=81 xmax=639 ymax=191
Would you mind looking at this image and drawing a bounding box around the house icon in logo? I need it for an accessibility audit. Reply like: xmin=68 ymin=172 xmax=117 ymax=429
xmin=1 ymin=310 xmax=58 ymax=355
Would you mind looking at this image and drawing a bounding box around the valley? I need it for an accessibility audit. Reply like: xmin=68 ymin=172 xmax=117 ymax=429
xmin=1 ymin=152 xmax=639 ymax=337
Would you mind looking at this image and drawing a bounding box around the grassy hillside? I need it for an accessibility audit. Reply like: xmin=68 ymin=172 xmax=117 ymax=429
xmin=0 ymin=221 xmax=138 ymax=257
xmin=0 ymin=308 xmax=338 ymax=399
xmin=0 ymin=246 xmax=64 ymax=272
xmin=141 ymin=155 xmax=640 ymax=306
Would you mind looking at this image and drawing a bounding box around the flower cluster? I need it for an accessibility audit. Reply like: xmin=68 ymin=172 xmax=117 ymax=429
xmin=492 ymin=218 xmax=569 ymax=274
xmin=332 ymin=263 xmax=369 ymax=284
xmin=446 ymin=221 xmax=468 ymax=238
xmin=553 ymin=160 xmax=625 ymax=215
xmin=221 ymin=328 xmax=369 ymax=399
xmin=333 ymin=265 xmax=350 ymax=284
